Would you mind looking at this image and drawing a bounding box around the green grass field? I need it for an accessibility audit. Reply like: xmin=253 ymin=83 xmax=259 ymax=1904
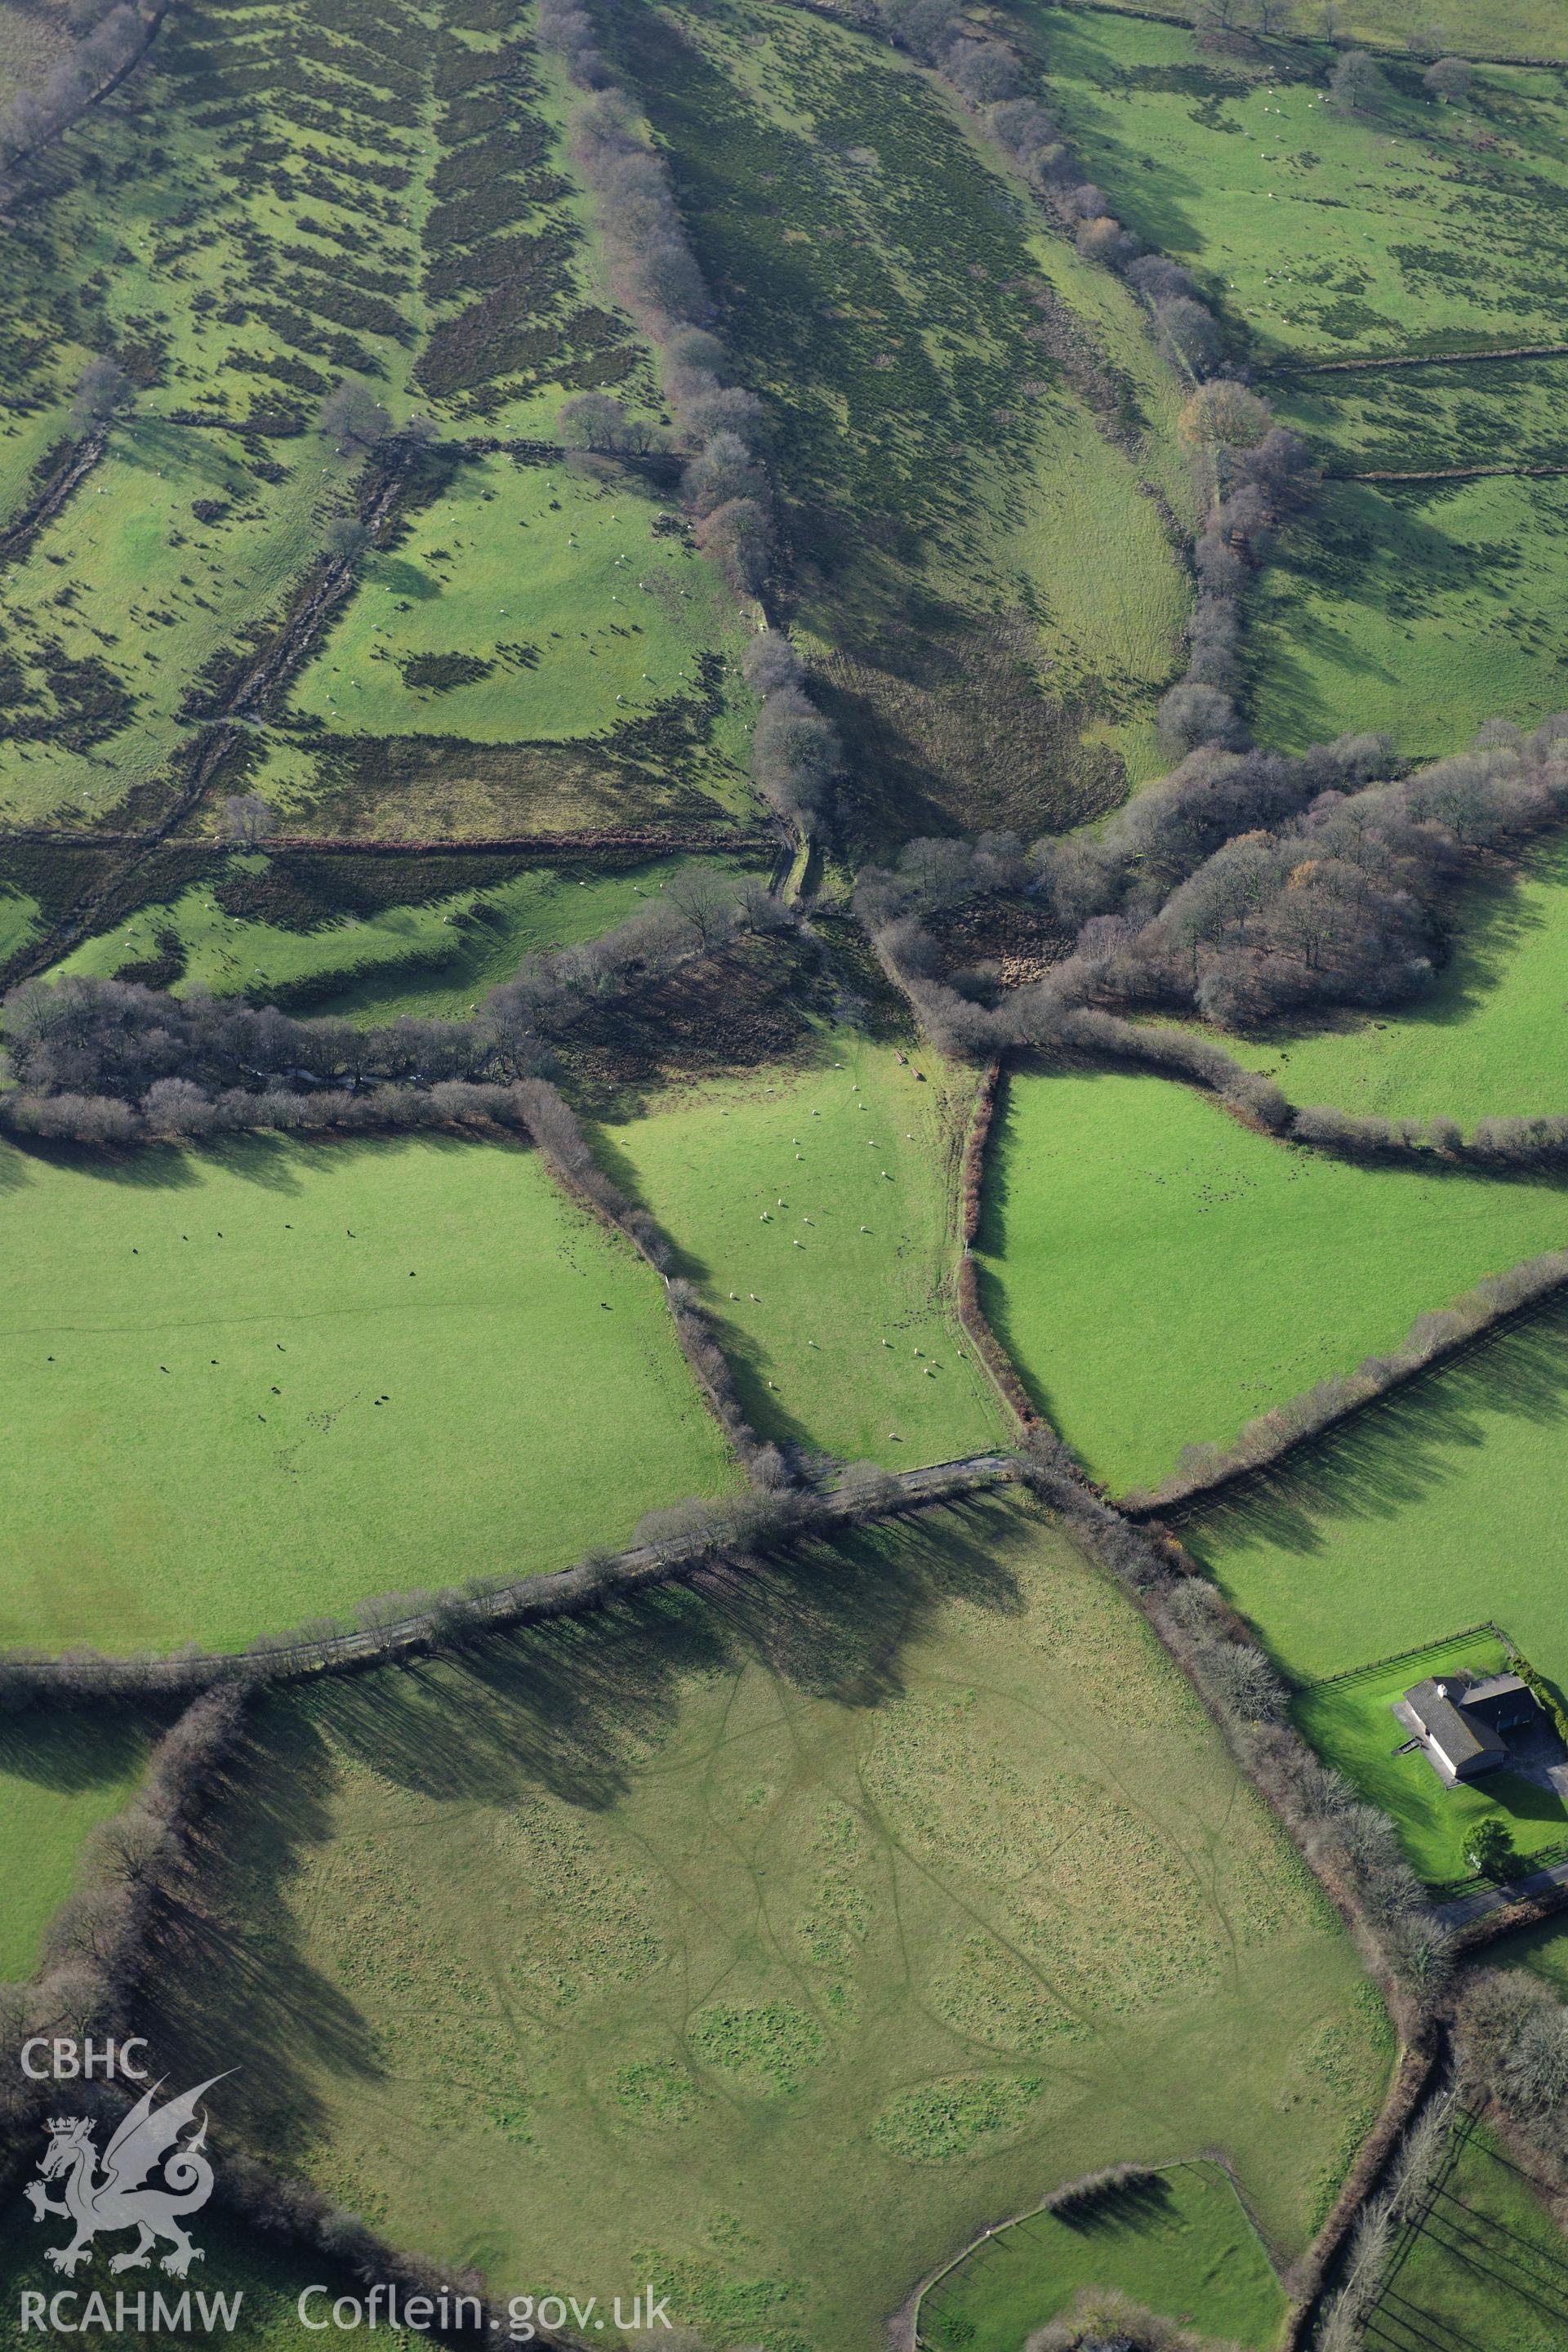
xmin=598 ymin=1035 xmax=1009 ymax=1471
xmin=142 ymin=1494 xmax=1390 ymax=2352
xmin=1277 ymin=358 xmax=1568 ymax=475
xmin=918 ymin=2160 xmax=1288 ymax=2352
xmin=975 ymin=1066 xmax=1568 ymax=1496
xmin=1171 ymin=836 xmax=1568 ymax=1126
xmin=617 ymin=0 xmax=1191 ymax=841
xmin=1019 ymin=11 xmax=1568 ymax=363
xmin=1248 ymin=474 xmax=1568 ymax=755
xmin=1488 ymin=1913 xmax=1568 ymax=1995
xmin=1361 ymin=2118 xmax=1568 ymax=2352
xmin=0 ymin=1709 xmax=153 ymax=1980
xmin=0 ymin=1129 xmax=739 ymax=1655
xmin=0 ymin=421 xmax=353 ymax=822
xmin=1294 ymin=1634 xmax=1568 ymax=1890
xmin=53 ymin=850 xmax=765 ymax=1022
xmin=1012 ymin=6 xmax=1568 ymax=755
xmin=0 ymin=884 xmax=41 ymax=971
xmin=1084 ymin=0 xmax=1568 ymax=60
xmin=277 ymin=453 xmax=754 ymax=758
xmin=1181 ymin=1290 xmax=1568 ymax=1691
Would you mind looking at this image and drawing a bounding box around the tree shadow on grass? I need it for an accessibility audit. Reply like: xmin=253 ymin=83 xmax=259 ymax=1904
xmin=2 ymin=1135 xmax=205 ymax=1190
xmin=1177 ymin=1293 xmax=1568 ymax=1571
xmin=368 ymin=555 xmax=440 ymax=602
xmin=0 ymin=1704 xmax=156 ymax=1796
xmin=313 ymin=1494 xmax=1029 ymax=1816
xmin=142 ymin=1713 xmax=384 ymax=2159
xmin=1226 ymin=844 xmax=1566 ymax=1062
xmin=139 ymin=1496 xmax=1030 ymax=2148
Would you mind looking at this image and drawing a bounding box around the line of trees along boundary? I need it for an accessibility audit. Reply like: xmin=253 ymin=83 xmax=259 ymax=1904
xmin=1125 ymin=1245 xmax=1568 ymax=1514
xmin=1272 ymin=341 xmax=1568 ymax=376
xmin=512 ymin=1076 xmax=785 ymax=1483
xmin=0 ymin=1458 xmax=1015 ymax=1702
xmin=954 ymin=1058 xmax=1046 ymax=1435
xmin=1042 ymin=0 xmax=1568 ymax=70
xmin=0 ymin=1687 xmax=554 ymax=2349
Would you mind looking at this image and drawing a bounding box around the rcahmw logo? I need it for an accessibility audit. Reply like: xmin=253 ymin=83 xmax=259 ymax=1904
xmin=17 ymin=2055 xmax=243 ymax=2336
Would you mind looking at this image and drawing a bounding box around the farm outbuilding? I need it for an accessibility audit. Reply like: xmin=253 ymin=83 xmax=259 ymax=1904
xmin=1397 ymin=1671 xmax=1541 ymax=1785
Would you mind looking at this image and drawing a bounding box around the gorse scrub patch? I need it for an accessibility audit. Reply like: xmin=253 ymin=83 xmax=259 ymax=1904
xmin=688 ymin=2002 xmax=826 ymax=2096
xmin=611 ymin=2059 xmax=698 ymax=2131
xmin=870 ymin=2074 xmax=1043 ymax=2164
xmin=141 ymin=1496 xmax=1389 ymax=2352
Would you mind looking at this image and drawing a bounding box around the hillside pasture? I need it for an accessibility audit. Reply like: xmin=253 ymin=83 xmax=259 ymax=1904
xmin=0 ymin=0 xmax=745 ymax=831
xmin=1277 ymin=358 xmax=1568 ymax=477
xmin=265 ymin=449 xmax=758 ymax=832
xmin=0 ymin=421 xmax=351 ymax=824
xmin=1247 ymin=472 xmax=1568 ymax=755
xmin=918 ymin=2160 xmax=1288 ymax=2352
xmin=1018 ymin=10 xmax=1568 ymax=364
xmin=0 ymin=1709 xmax=153 ymax=1980
xmin=974 ymin=1066 xmax=1568 ymax=1496
xmin=1179 ymin=1289 xmax=1568 ymax=1693
xmin=598 ymin=1036 xmax=1009 ymax=1471
xmin=143 ymin=1494 xmax=1391 ymax=2352
xmin=1081 ymin=0 xmax=1568 ymax=65
xmin=53 ymin=849 xmax=768 ymax=1021
xmin=617 ymin=0 xmax=1190 ymax=842
xmin=0 ymin=1129 xmax=739 ymax=1656
xmin=1294 ymin=1633 xmax=1568 ymax=1890
xmin=1173 ymin=835 xmax=1568 ymax=1128
xmin=1013 ymin=7 xmax=1568 ymax=752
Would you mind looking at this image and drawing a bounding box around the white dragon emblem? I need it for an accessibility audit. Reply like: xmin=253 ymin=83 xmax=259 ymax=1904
xmin=24 ymin=2076 xmax=227 ymax=2278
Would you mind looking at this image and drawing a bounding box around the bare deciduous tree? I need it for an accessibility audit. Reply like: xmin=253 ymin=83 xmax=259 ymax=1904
xmin=220 ymin=791 xmax=273 ymax=846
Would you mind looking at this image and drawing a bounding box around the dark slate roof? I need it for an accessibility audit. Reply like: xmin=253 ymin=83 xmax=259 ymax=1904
xmin=1404 ymin=1677 xmax=1508 ymax=1766
xmin=1463 ymin=1672 xmax=1530 ymax=1708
